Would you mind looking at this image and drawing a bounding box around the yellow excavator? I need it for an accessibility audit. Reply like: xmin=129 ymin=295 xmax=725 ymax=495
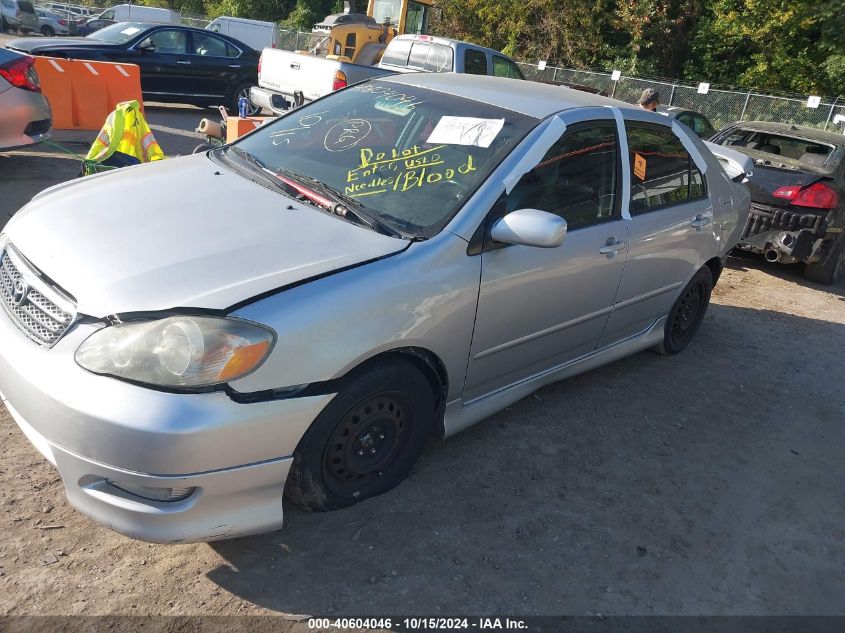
xmin=303 ymin=0 xmax=435 ymax=65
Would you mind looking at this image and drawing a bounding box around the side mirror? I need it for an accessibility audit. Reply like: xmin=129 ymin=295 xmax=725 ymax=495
xmin=137 ymin=40 xmax=155 ymax=52
xmin=490 ymin=208 xmax=567 ymax=248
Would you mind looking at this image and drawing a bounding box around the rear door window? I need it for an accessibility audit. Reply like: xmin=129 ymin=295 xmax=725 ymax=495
xmin=191 ymin=32 xmax=236 ymax=57
xmin=464 ymin=49 xmax=488 ymax=75
xmin=626 ymin=122 xmax=706 ymax=214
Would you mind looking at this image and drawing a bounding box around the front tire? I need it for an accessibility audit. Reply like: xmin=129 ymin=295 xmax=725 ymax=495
xmin=656 ymin=267 xmax=713 ymax=355
xmin=803 ymin=235 xmax=845 ymax=285
xmin=285 ymin=359 xmax=435 ymax=512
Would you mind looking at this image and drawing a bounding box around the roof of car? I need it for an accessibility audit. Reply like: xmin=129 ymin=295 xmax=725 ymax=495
xmin=381 ymin=73 xmax=636 ymax=119
xmin=734 ymin=120 xmax=845 ymax=145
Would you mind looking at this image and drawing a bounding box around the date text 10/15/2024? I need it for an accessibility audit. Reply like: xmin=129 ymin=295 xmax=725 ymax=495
xmin=307 ymin=617 xmax=529 ymax=630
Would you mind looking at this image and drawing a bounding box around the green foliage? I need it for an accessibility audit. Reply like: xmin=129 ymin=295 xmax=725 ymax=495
xmin=434 ymin=0 xmax=843 ymax=96
xmin=139 ymin=0 xmax=843 ymax=96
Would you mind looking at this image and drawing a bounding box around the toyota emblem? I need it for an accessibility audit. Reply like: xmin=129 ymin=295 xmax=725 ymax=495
xmin=11 ymin=279 xmax=28 ymax=306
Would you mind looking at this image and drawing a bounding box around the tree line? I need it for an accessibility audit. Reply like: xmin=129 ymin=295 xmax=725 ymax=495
xmin=145 ymin=0 xmax=845 ymax=97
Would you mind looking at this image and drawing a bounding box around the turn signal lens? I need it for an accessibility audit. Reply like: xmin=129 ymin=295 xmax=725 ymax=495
xmin=75 ymin=316 xmax=275 ymax=388
xmin=332 ymin=69 xmax=348 ymax=91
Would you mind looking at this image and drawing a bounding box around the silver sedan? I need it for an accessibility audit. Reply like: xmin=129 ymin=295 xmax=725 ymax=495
xmin=0 ymin=74 xmax=749 ymax=542
xmin=0 ymin=47 xmax=51 ymax=150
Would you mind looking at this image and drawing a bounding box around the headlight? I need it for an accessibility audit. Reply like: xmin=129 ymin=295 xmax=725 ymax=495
xmin=75 ymin=316 xmax=275 ymax=389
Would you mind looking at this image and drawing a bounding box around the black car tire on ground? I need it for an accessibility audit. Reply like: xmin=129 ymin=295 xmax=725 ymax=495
xmin=656 ymin=266 xmax=713 ymax=355
xmin=285 ymin=359 xmax=435 ymax=512
xmin=41 ymin=25 xmax=55 ymax=36
xmin=804 ymin=234 xmax=845 ymax=285
xmin=229 ymin=81 xmax=260 ymax=117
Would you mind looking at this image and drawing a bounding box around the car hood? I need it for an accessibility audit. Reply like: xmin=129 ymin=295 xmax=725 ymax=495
xmin=3 ymin=153 xmax=407 ymax=318
xmin=6 ymin=36 xmax=113 ymax=53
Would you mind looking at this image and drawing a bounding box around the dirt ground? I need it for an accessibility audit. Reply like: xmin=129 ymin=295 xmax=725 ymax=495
xmin=1 ymin=93 xmax=844 ymax=617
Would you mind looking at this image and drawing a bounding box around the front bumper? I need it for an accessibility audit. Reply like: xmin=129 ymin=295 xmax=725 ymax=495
xmin=0 ymin=306 xmax=335 ymax=542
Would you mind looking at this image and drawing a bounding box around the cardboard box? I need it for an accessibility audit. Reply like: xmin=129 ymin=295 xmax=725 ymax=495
xmin=226 ymin=116 xmax=274 ymax=143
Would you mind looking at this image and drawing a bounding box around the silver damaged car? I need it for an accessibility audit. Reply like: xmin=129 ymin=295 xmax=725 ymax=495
xmin=0 ymin=74 xmax=750 ymax=542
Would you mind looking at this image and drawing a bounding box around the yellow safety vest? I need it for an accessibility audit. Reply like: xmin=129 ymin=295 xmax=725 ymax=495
xmin=86 ymin=100 xmax=165 ymax=163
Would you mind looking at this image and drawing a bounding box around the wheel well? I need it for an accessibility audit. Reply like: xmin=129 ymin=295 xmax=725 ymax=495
xmin=704 ymin=256 xmax=723 ymax=285
xmin=345 ymin=348 xmax=448 ymax=439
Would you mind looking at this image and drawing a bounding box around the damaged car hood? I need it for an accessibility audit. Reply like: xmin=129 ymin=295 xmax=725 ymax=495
xmin=3 ymin=153 xmax=407 ymax=317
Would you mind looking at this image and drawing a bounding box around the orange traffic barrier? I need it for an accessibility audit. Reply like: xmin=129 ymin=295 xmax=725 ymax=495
xmin=33 ymin=57 xmax=143 ymax=131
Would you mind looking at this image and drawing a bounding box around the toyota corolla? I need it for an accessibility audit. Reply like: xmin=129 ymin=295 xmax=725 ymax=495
xmin=0 ymin=74 xmax=749 ymax=542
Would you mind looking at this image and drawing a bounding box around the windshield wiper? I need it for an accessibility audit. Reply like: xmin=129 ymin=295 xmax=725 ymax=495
xmin=224 ymin=147 xmax=305 ymax=195
xmin=277 ymin=168 xmax=409 ymax=239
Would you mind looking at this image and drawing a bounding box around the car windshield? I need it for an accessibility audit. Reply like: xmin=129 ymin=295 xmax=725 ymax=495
xmin=232 ymin=81 xmax=537 ymax=237
xmin=87 ymin=22 xmax=147 ymax=43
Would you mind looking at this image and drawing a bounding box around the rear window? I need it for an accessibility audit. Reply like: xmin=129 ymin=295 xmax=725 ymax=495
xmin=380 ymin=39 xmax=412 ymax=67
xmin=407 ymin=42 xmax=430 ymax=69
xmin=722 ymin=129 xmax=840 ymax=168
xmin=424 ymin=44 xmax=452 ymax=72
xmin=18 ymin=1 xmax=36 ymax=12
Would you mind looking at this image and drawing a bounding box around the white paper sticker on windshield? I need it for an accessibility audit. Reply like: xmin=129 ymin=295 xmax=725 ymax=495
xmin=120 ymin=27 xmax=140 ymax=35
xmin=426 ymin=116 xmax=505 ymax=148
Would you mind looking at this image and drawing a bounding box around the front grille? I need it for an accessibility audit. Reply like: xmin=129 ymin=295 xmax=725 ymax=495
xmin=0 ymin=247 xmax=76 ymax=347
xmin=741 ymin=202 xmax=825 ymax=240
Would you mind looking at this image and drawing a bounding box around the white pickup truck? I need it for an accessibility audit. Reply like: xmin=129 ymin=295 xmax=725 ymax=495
xmin=250 ymin=33 xmax=525 ymax=114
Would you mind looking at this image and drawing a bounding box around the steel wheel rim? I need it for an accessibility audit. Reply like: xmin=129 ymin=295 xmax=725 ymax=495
xmin=671 ymin=281 xmax=704 ymax=345
xmin=322 ymin=392 xmax=410 ymax=494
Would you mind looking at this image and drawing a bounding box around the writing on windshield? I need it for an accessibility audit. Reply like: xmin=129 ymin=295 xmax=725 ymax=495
xmin=234 ymin=81 xmax=537 ymax=236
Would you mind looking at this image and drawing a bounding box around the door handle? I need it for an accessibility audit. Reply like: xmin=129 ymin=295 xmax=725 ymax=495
xmin=691 ymin=214 xmax=713 ymax=230
xmin=228 ymin=64 xmax=241 ymax=68
xmin=176 ymin=60 xmax=191 ymax=65
xmin=599 ymin=237 xmax=627 ymax=257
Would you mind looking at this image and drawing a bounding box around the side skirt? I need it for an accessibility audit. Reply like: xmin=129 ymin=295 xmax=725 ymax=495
xmin=443 ymin=316 xmax=667 ymax=437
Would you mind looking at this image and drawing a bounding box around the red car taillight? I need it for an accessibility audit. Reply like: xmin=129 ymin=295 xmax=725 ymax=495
xmin=332 ymin=69 xmax=347 ymax=91
xmin=257 ymin=53 xmax=262 ymax=76
xmin=0 ymin=55 xmax=41 ymax=93
xmin=773 ymin=182 xmax=839 ymax=209
xmin=58 ymin=18 xmax=68 ymax=25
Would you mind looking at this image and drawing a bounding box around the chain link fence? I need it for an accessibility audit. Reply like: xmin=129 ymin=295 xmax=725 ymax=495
xmin=517 ymin=63 xmax=845 ymax=133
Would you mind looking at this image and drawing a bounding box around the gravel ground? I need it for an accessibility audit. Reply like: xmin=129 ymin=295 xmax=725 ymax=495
xmin=1 ymin=64 xmax=843 ymax=617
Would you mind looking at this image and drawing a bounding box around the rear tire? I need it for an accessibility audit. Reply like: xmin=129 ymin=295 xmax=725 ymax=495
xmin=803 ymin=235 xmax=845 ymax=285
xmin=656 ymin=267 xmax=713 ymax=355
xmin=228 ymin=82 xmax=260 ymax=117
xmin=285 ymin=359 xmax=435 ymax=512
xmin=41 ymin=25 xmax=55 ymax=36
